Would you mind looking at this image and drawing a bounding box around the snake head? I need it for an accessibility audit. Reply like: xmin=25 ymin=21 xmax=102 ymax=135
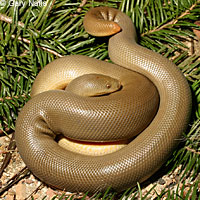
xmin=66 ymin=73 xmax=122 ymax=97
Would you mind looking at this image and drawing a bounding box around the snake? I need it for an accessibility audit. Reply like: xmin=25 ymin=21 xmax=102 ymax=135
xmin=15 ymin=6 xmax=192 ymax=193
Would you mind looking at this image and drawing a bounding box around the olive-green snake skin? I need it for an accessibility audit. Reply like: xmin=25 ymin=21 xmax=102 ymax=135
xmin=15 ymin=7 xmax=192 ymax=193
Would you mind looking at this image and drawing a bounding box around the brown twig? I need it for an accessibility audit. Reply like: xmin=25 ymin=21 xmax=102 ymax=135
xmin=0 ymin=133 xmax=16 ymax=178
xmin=24 ymin=183 xmax=44 ymax=200
xmin=80 ymin=0 xmax=87 ymax=7
xmin=11 ymin=34 xmax=63 ymax=57
xmin=0 ymin=94 xmax=28 ymax=102
xmin=0 ymin=167 xmax=30 ymax=195
xmin=0 ymin=127 xmax=11 ymax=135
xmin=77 ymin=0 xmax=88 ymax=13
xmin=141 ymin=0 xmax=200 ymax=36
xmin=49 ymin=0 xmax=56 ymax=14
xmin=185 ymin=146 xmax=200 ymax=155
xmin=0 ymin=14 xmax=24 ymax=28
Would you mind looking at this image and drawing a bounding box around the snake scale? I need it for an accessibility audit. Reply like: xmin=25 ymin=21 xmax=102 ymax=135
xmin=15 ymin=7 xmax=192 ymax=193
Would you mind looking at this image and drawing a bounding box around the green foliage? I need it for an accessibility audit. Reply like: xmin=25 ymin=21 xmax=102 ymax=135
xmin=0 ymin=0 xmax=200 ymax=199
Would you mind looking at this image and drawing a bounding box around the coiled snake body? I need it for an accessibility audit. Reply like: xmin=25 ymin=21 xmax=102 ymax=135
xmin=15 ymin=7 xmax=192 ymax=193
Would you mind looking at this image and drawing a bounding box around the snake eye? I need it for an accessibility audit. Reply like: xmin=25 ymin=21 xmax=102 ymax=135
xmin=106 ymin=84 xmax=111 ymax=89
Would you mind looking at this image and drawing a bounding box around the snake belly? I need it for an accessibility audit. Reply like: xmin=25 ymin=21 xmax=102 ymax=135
xmin=15 ymin=7 xmax=192 ymax=193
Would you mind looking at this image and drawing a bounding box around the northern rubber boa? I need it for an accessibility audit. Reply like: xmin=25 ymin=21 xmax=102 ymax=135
xmin=15 ymin=6 xmax=192 ymax=193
